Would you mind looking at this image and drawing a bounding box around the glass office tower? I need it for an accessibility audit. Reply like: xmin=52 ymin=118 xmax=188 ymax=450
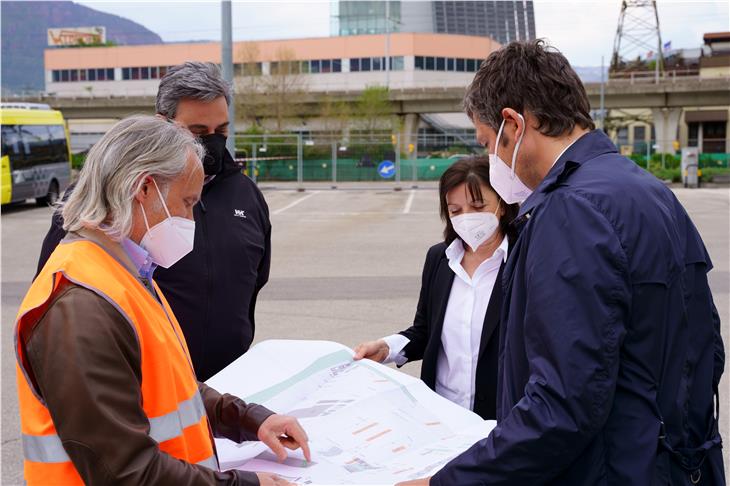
xmin=332 ymin=1 xmax=536 ymax=44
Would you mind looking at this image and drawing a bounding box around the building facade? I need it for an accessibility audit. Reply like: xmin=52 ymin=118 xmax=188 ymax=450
xmin=332 ymin=1 xmax=535 ymax=44
xmin=44 ymin=33 xmax=501 ymax=97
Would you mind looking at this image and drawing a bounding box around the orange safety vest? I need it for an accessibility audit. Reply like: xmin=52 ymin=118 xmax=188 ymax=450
xmin=15 ymin=239 xmax=217 ymax=485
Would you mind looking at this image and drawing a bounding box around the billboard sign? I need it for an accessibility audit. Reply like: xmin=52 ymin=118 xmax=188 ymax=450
xmin=48 ymin=27 xmax=106 ymax=47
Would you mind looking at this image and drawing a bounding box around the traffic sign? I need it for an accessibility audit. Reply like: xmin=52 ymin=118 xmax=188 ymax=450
xmin=378 ymin=160 xmax=396 ymax=179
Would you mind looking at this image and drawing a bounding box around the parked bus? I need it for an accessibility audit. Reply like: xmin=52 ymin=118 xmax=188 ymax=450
xmin=1 ymin=103 xmax=72 ymax=206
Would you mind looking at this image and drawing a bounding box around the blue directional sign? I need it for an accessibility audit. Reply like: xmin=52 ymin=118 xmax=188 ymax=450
xmin=377 ymin=160 xmax=396 ymax=179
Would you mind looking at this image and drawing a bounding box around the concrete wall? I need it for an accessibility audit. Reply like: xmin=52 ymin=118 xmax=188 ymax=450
xmin=700 ymin=66 xmax=730 ymax=79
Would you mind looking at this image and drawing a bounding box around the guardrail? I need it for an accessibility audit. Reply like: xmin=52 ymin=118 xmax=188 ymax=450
xmin=607 ymin=69 xmax=702 ymax=85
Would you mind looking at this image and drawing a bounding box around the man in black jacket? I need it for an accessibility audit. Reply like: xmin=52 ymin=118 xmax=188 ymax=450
xmin=37 ymin=61 xmax=271 ymax=381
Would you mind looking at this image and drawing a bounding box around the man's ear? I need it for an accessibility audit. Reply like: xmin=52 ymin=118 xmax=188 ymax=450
xmin=133 ymin=175 xmax=153 ymax=204
xmin=501 ymin=108 xmax=524 ymax=141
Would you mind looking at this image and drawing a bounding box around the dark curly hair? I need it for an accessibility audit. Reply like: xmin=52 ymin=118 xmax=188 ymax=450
xmin=464 ymin=39 xmax=595 ymax=136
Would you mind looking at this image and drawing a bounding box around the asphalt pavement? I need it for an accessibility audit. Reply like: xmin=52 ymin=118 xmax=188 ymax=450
xmin=2 ymin=185 xmax=728 ymax=483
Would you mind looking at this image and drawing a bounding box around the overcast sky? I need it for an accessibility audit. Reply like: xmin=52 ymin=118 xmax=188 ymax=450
xmin=77 ymin=0 xmax=729 ymax=66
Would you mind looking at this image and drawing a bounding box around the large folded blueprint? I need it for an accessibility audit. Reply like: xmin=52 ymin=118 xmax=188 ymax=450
xmin=206 ymin=340 xmax=496 ymax=485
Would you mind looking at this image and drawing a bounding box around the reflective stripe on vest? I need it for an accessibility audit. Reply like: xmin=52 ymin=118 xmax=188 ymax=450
xmin=197 ymin=455 xmax=220 ymax=471
xmin=149 ymin=392 xmax=206 ymax=443
xmin=16 ymin=240 xmax=218 ymax=484
xmin=23 ymin=435 xmax=218 ymax=472
xmin=22 ymin=433 xmax=68 ymax=463
xmin=22 ymin=391 xmax=209 ymax=464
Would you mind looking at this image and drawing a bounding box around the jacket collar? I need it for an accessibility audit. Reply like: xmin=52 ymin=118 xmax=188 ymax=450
xmin=445 ymin=236 xmax=509 ymax=265
xmin=205 ymin=149 xmax=242 ymax=190
xmin=518 ymin=130 xmax=617 ymax=219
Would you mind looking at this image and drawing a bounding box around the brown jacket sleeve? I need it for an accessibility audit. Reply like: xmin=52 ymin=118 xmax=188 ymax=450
xmin=198 ymin=382 xmax=275 ymax=443
xmin=22 ymin=283 xmax=260 ymax=486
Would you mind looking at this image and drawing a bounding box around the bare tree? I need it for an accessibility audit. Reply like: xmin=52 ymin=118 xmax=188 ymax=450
xmin=319 ymin=95 xmax=350 ymax=142
xmin=356 ymin=85 xmax=394 ymax=140
xmin=262 ymin=47 xmax=307 ymax=132
xmin=234 ymin=42 xmax=264 ymax=129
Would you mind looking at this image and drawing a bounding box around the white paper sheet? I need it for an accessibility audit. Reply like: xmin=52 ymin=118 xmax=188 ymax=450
xmin=206 ymin=340 xmax=495 ymax=485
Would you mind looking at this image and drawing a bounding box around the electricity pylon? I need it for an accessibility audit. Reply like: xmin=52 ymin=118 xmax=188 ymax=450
xmin=610 ymin=0 xmax=664 ymax=76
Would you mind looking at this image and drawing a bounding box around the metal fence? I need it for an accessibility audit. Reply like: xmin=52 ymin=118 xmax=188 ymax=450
xmin=234 ymin=133 xmax=462 ymax=186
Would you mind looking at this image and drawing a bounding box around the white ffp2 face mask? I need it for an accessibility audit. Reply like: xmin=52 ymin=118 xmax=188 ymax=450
xmin=139 ymin=179 xmax=195 ymax=269
xmin=450 ymin=201 xmax=501 ymax=252
xmin=488 ymin=114 xmax=533 ymax=204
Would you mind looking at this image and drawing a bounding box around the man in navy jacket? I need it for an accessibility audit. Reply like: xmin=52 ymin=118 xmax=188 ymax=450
xmin=399 ymin=41 xmax=724 ymax=486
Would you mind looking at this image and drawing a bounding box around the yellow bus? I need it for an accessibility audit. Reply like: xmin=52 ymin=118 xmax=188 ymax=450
xmin=1 ymin=103 xmax=72 ymax=206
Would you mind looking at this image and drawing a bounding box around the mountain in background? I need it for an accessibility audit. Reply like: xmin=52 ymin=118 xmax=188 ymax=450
xmin=574 ymin=66 xmax=608 ymax=84
xmin=1 ymin=1 xmax=162 ymax=94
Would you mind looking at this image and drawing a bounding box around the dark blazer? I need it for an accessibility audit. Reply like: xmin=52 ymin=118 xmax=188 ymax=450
xmin=398 ymin=240 xmax=506 ymax=420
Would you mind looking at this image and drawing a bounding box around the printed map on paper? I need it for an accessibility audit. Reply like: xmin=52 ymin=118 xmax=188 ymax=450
xmin=206 ymin=340 xmax=496 ymax=485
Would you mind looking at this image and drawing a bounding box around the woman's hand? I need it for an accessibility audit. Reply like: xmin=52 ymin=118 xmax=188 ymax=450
xmin=353 ymin=339 xmax=390 ymax=363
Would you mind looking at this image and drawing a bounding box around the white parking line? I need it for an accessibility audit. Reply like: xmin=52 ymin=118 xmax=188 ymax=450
xmin=271 ymin=191 xmax=321 ymax=215
xmin=402 ymin=189 xmax=416 ymax=214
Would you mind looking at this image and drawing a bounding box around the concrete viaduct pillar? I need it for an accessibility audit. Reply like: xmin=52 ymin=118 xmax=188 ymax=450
xmin=400 ymin=113 xmax=420 ymax=159
xmin=651 ymin=108 xmax=683 ymax=153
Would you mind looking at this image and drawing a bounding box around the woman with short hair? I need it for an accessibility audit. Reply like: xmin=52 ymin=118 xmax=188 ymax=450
xmin=355 ymin=155 xmax=519 ymax=420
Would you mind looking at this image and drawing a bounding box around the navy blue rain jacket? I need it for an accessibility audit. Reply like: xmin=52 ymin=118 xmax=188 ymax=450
xmin=432 ymin=130 xmax=725 ymax=485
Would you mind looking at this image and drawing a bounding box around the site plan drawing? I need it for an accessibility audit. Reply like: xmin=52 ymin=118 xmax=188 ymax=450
xmin=207 ymin=340 xmax=496 ymax=485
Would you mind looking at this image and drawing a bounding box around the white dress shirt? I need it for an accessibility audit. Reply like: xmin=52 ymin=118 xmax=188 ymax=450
xmin=383 ymin=236 xmax=509 ymax=411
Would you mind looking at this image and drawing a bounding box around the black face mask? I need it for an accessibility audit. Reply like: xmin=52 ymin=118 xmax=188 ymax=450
xmin=199 ymin=133 xmax=228 ymax=176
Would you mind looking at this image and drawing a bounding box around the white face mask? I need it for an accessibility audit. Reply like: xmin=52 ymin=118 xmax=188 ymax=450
xmin=450 ymin=200 xmax=501 ymax=252
xmin=488 ymin=114 xmax=533 ymax=204
xmin=139 ymin=179 xmax=195 ymax=269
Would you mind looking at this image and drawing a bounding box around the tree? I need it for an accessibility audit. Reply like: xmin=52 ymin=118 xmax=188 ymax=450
xmin=356 ymin=85 xmax=394 ymax=140
xmin=262 ymin=47 xmax=307 ymax=132
xmin=72 ymin=39 xmax=117 ymax=48
xmin=235 ymin=42 xmax=264 ymax=129
xmin=319 ymin=95 xmax=350 ymax=142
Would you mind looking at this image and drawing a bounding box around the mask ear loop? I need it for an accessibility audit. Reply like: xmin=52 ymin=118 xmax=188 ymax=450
xmin=139 ymin=177 xmax=172 ymax=232
xmin=511 ymin=114 xmax=526 ymax=181
xmin=140 ymin=202 xmax=151 ymax=232
xmin=150 ymin=178 xmax=173 ymax=220
xmin=494 ymin=119 xmax=506 ymax=158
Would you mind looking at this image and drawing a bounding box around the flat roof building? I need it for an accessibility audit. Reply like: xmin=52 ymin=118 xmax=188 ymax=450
xmin=44 ymin=33 xmax=501 ymax=97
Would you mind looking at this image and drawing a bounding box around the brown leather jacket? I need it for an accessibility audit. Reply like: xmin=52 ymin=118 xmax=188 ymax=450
xmin=20 ymin=278 xmax=273 ymax=485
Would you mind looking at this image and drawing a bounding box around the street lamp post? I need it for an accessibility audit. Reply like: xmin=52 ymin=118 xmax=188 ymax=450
xmin=221 ymin=0 xmax=236 ymax=158
xmin=385 ymin=0 xmax=390 ymax=88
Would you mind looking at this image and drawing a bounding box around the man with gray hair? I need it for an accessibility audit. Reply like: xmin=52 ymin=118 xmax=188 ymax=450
xmin=38 ymin=61 xmax=273 ymax=381
xmin=18 ymin=115 xmax=307 ymax=486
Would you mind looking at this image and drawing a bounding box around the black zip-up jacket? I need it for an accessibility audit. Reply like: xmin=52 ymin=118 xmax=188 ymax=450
xmin=36 ymin=151 xmax=271 ymax=381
